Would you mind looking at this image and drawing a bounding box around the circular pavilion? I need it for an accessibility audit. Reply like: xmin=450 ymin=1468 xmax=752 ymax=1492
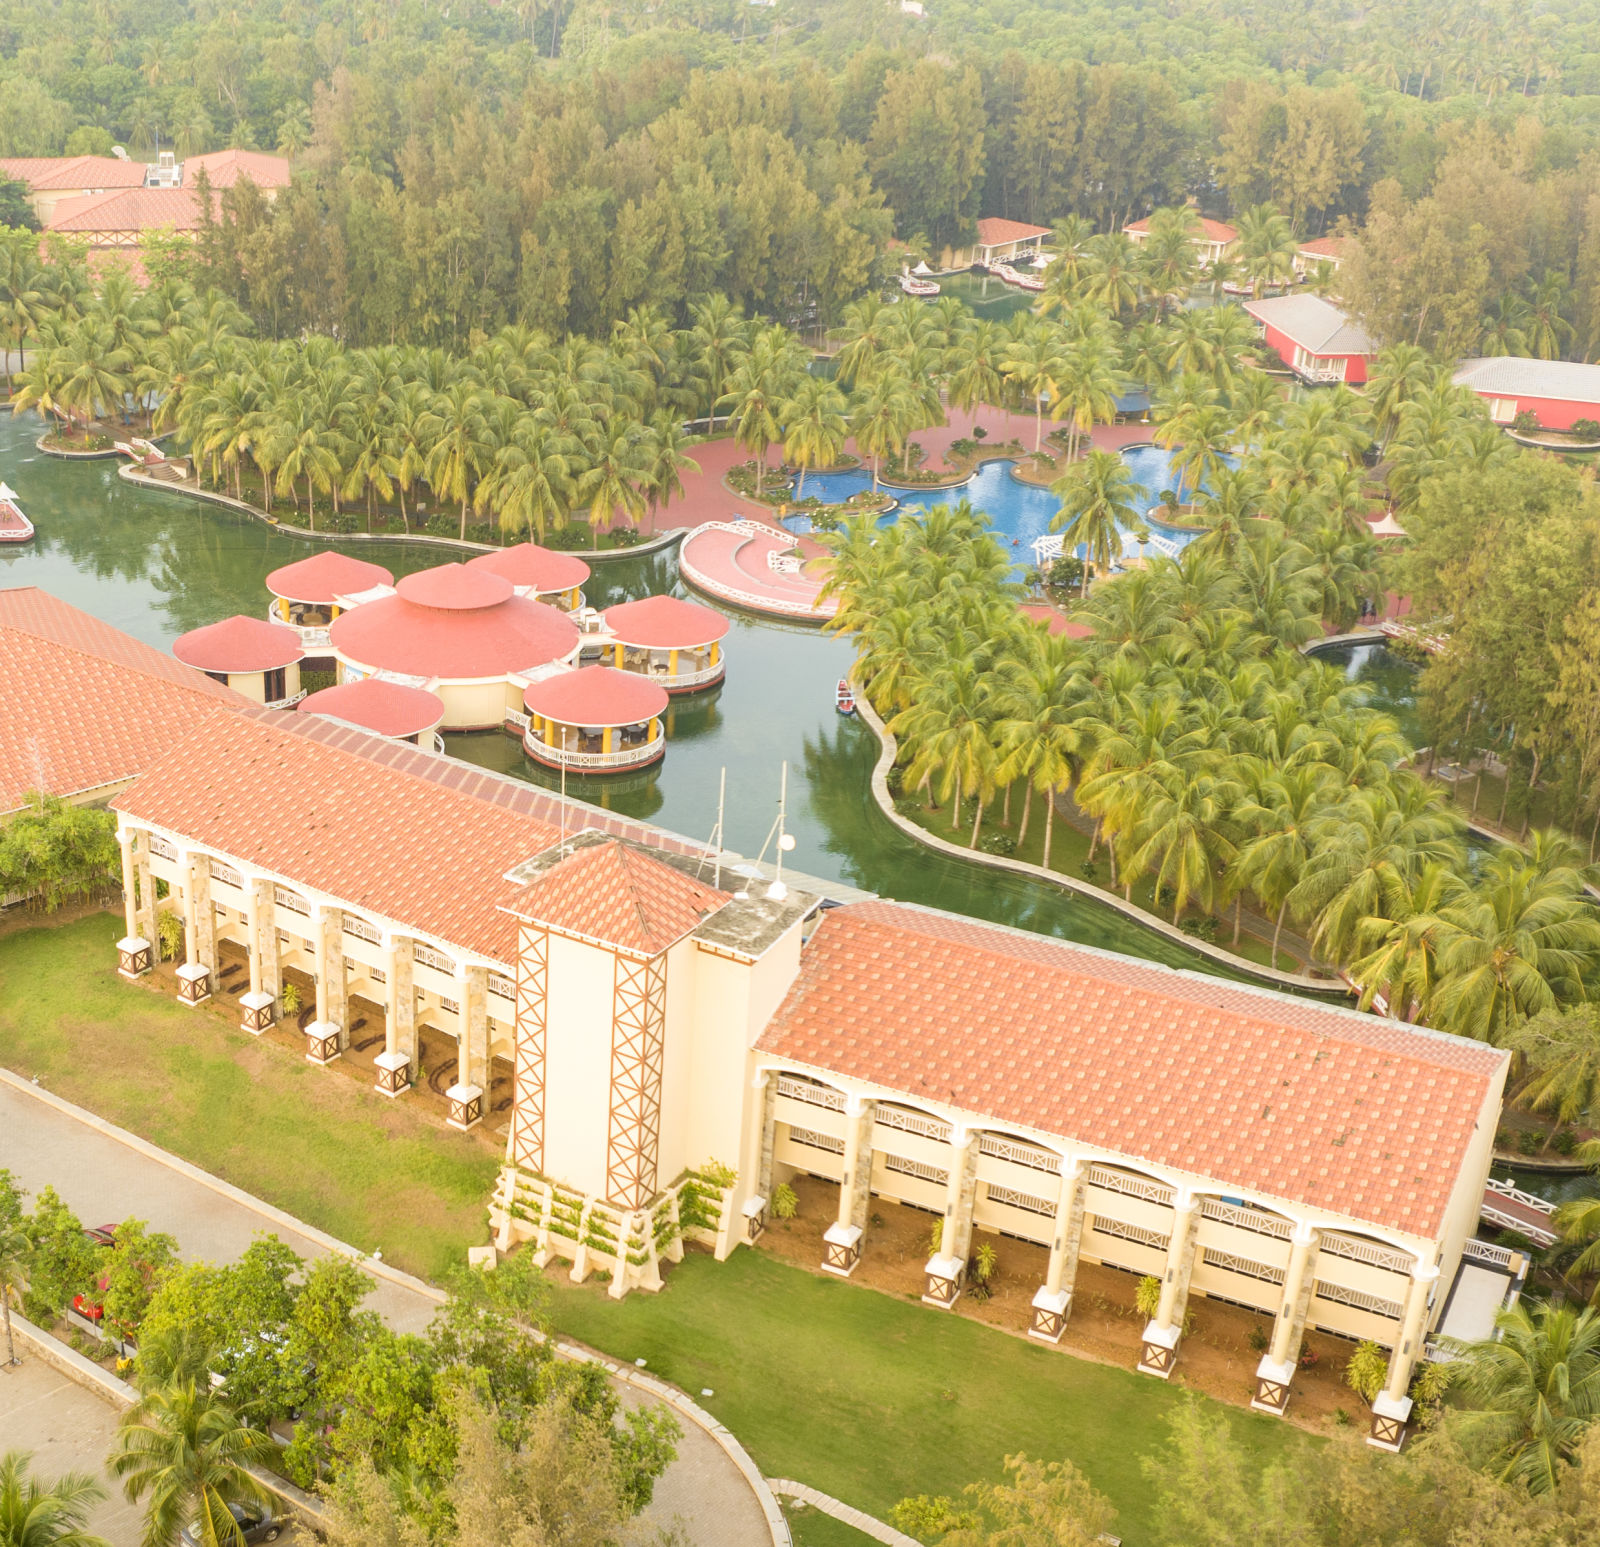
xmin=597 ymin=595 xmax=730 ymax=694
xmin=265 ymin=551 xmax=394 ymax=640
xmin=466 ymin=544 xmax=590 ymax=612
xmin=522 ymin=667 xmax=669 ymax=773
xmin=328 ymin=563 xmax=580 ymax=731
xmin=173 ymin=616 xmax=305 ymax=708
xmin=298 ymin=678 xmax=446 ymax=750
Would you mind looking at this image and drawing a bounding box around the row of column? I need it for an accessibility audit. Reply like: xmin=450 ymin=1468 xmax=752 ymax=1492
xmin=744 ymin=1072 xmax=1439 ymax=1448
xmin=116 ymin=831 xmax=491 ymax=1131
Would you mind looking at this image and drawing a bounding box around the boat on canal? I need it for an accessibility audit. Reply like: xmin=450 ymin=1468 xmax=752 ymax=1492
xmin=0 ymin=482 xmax=32 ymax=543
xmin=835 ymin=678 xmax=856 ymax=715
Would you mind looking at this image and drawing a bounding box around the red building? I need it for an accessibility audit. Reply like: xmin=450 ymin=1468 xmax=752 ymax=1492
xmin=1242 ymin=294 xmax=1375 ymax=386
xmin=1452 ymin=358 xmax=1600 ymax=433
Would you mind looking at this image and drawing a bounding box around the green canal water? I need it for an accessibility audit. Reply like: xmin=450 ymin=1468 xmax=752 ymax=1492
xmin=0 ymin=408 xmax=1354 ymax=985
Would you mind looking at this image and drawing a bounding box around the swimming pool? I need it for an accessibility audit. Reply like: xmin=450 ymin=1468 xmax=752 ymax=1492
xmin=786 ymin=449 xmax=1211 ymax=570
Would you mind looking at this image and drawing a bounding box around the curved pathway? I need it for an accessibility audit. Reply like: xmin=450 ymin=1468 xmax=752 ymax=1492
xmin=679 ymin=519 xmax=836 ymax=622
xmin=769 ymin=1481 xmax=918 ymax=1546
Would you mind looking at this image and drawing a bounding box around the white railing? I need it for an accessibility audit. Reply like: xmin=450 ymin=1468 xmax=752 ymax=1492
xmin=438 ymin=996 xmax=460 ymax=1015
xmin=505 ymin=708 xmax=531 ymax=732
xmin=875 ymin=1105 xmax=952 ymax=1144
xmin=264 ymin=608 xmax=331 ymax=649
xmin=273 ymin=886 xmax=309 ymax=915
xmin=1031 ymin=527 xmax=1181 ymax=571
xmin=1088 ymin=1165 xmax=1174 ymax=1207
xmin=882 ymin=1153 xmax=949 ymax=1187
xmin=488 ymin=973 xmax=515 ymax=1000
xmin=648 ymin=661 xmax=722 ymax=690
xmin=210 ymin=862 xmax=242 ymax=888
xmin=1480 ymin=1202 xmax=1560 ymax=1246
xmin=775 ymin=1074 xmax=847 ymax=1112
xmin=1463 ymin=1239 xmax=1518 ymax=1269
xmin=1313 ymin=1280 xmax=1403 ymax=1320
xmin=413 ymin=942 xmax=456 ymax=974
xmin=767 ymin=550 xmax=802 ymax=574
xmin=678 ymin=523 xmax=838 ymax=619
xmin=986 ymin=1183 xmax=1055 ymax=1217
xmin=1091 ymin=1216 xmax=1169 ymax=1251
xmin=1483 ymin=1177 xmax=1558 ymax=1216
xmin=424 ymin=730 xmax=446 ymax=755
xmin=1320 ymin=1234 xmax=1415 ymax=1275
xmin=523 ymin=730 xmax=665 ymax=770
xmin=787 ymin=1126 xmax=845 ymax=1155
xmin=1200 ymin=1199 xmax=1294 ymax=1240
xmin=369 ymin=965 xmax=387 ymax=984
xmin=343 ymin=915 xmax=381 ymax=944
xmin=149 ymin=834 xmax=177 ymax=861
xmin=978 ymin=1133 xmax=1060 ymax=1173
xmin=265 ymin=690 xmax=308 ymax=711
xmin=1202 ymin=1247 xmax=1285 ymax=1285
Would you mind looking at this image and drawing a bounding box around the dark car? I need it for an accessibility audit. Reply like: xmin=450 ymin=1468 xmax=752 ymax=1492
xmin=177 ymin=1502 xmax=285 ymax=1547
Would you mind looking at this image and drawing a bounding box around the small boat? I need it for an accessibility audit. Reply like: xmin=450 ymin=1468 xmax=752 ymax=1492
xmin=899 ymin=274 xmax=941 ymax=298
xmin=835 ymin=679 xmax=856 ymax=716
xmin=0 ymin=482 xmax=32 ymax=543
xmin=1221 ymin=281 xmax=1253 ymax=296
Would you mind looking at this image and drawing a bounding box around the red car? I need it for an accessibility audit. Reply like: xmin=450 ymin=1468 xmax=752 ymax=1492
xmin=72 ymin=1225 xmax=119 ymax=1321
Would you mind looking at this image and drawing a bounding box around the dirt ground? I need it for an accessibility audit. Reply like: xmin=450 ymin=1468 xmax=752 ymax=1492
xmin=761 ymin=1174 xmax=1358 ymax=1433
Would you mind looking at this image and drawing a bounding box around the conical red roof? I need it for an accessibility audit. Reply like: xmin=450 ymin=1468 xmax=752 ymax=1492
xmin=298 ymin=678 xmax=444 ymax=739
xmin=173 ymin=615 xmax=303 ymax=673
xmin=330 ymin=591 xmax=578 ymax=680
xmin=265 ymin=550 xmax=394 ymax=605
xmin=396 ymin=565 xmax=513 ymax=611
xmin=467 ymin=544 xmax=590 ymax=594
xmin=523 ymin=666 xmax=668 ymax=727
xmin=602 ymin=595 xmax=730 ymax=649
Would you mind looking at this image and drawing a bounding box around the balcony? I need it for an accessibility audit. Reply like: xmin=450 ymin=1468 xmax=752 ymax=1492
xmin=264 ymin=606 xmax=331 ymax=650
xmin=522 ymin=724 xmax=665 ymax=772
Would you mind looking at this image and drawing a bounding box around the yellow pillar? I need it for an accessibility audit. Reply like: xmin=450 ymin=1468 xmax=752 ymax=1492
xmin=330 ymin=604 xmax=341 ymax=619
xmin=613 ymin=642 xmax=624 ymax=668
xmin=277 ymin=596 xmax=289 ymax=622
xmin=648 ymin=717 xmax=660 ymax=742
xmin=710 ymin=641 xmax=721 ymax=667
xmin=668 ymin=647 xmax=679 ymax=677
xmin=603 ymin=725 xmax=615 ymax=754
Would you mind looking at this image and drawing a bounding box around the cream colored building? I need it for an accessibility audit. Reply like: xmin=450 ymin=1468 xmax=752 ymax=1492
xmin=110 ymin=704 xmax=1513 ymax=1452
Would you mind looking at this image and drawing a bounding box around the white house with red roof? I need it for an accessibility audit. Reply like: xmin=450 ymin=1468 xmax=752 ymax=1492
xmin=1124 ymin=213 xmax=1238 ymax=264
xmin=1453 ymin=357 xmax=1600 ymax=434
xmin=941 ymin=217 xmax=1053 ymax=271
xmin=1294 ymin=235 xmax=1349 ymax=276
xmin=1242 ymin=293 xmax=1377 ymax=385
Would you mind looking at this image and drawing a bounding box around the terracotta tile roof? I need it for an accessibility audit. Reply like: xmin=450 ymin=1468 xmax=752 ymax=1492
xmin=504 ymin=839 xmax=729 ymax=956
xmin=975 ymin=217 xmax=1052 ymax=246
xmin=172 ymin=615 xmax=303 ymax=674
xmin=0 ymin=586 xmax=240 ymax=812
xmin=1298 ymin=235 xmax=1349 ymax=260
xmin=184 ymin=149 xmax=291 ymax=189
xmin=757 ymin=902 xmax=1506 ymax=1240
xmin=112 ymin=708 xmax=711 ymax=963
xmin=1125 ymin=215 xmax=1238 ymax=244
xmin=0 ymin=155 xmax=148 ymax=190
xmin=47 ymin=187 xmax=208 ymax=235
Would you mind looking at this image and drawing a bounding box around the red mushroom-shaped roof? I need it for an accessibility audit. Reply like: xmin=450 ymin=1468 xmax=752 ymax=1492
xmin=395 ymin=565 xmax=513 ymax=611
xmin=265 ymin=550 xmax=394 ymax=605
xmin=330 ymin=591 xmax=579 ymax=680
xmin=297 ymin=678 xmax=445 ymax=739
xmin=467 ymin=544 xmax=591 ymax=594
xmin=523 ymin=666 xmax=669 ymax=728
xmin=173 ymin=615 xmax=304 ymax=674
xmin=602 ymin=595 xmax=730 ymax=649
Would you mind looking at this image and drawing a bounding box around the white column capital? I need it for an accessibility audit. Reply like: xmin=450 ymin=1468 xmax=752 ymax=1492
xmin=751 ymin=1068 xmax=773 ymax=1090
xmin=1412 ymin=1262 xmax=1441 ymax=1283
xmin=948 ymin=1124 xmax=972 ymax=1150
xmin=1290 ymin=1219 xmax=1319 ymax=1246
xmin=1173 ymin=1189 xmax=1199 ymax=1213
xmin=843 ymin=1091 xmax=872 ymax=1117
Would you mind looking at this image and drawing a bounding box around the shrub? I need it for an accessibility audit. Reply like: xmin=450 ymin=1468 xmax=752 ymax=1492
xmin=771 ymin=1183 xmax=798 ymax=1220
xmin=1552 ymin=1129 xmax=1579 ymax=1155
xmin=1517 ymin=1127 xmax=1541 ymax=1155
xmin=889 ymin=1496 xmax=980 ymax=1544
xmin=929 ymin=1218 xmax=945 ymax=1256
xmin=1344 ymin=1339 xmax=1389 ymax=1402
xmin=23 ymin=1186 xmax=99 ymax=1324
xmin=1247 ymin=1322 xmax=1269 ymax=1353
xmin=0 ymin=791 xmax=119 ymax=910
xmin=1571 ymin=417 xmax=1600 ymax=439
xmin=281 ymin=981 xmax=302 ymax=1015
xmin=973 ymin=425 xmax=988 ymax=439
xmin=697 ymin=1158 xmax=737 ymax=1189
xmin=1079 ymin=860 xmax=1099 ymax=880
xmin=545 ymin=523 xmax=591 ymax=549
xmin=978 ymin=832 xmax=1017 ymax=857
xmin=1179 ymin=915 xmax=1219 ymax=942
xmin=949 ymin=437 xmax=978 ymax=457
xmin=972 ymin=1241 xmax=997 ymax=1284
xmin=608 ymin=525 xmax=643 ymax=547
xmin=1512 ymin=409 xmax=1541 ymax=434
xmin=1297 ymin=1346 xmax=1320 ymax=1369
xmin=1135 ymin=1274 xmax=1162 ymax=1319
xmin=326 ymin=514 xmax=361 ymax=534
xmin=1047 ymin=555 xmax=1083 ymax=587
xmin=157 ymin=911 xmax=184 ymax=961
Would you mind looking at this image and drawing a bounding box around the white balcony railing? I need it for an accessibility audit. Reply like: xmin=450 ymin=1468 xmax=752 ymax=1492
xmin=649 ymin=661 xmax=722 ymax=690
xmin=149 ymin=834 xmax=178 ymax=861
xmin=978 ymin=1133 xmax=1060 ymax=1173
xmin=882 ymin=1153 xmax=949 ymax=1188
xmin=413 ymin=942 xmax=456 ymax=974
xmin=775 ymin=1074 xmax=847 ymax=1112
xmin=875 ymin=1105 xmax=952 ymax=1144
xmin=1200 ymin=1198 xmax=1294 ymax=1240
xmin=523 ymin=730 xmax=665 ymax=770
xmin=266 ymin=690 xmax=308 ymax=710
xmin=1462 ymin=1239 xmax=1518 ymax=1270
xmin=787 ymin=1126 xmax=845 ymax=1155
xmin=1202 ymin=1247 xmax=1285 ymax=1285
xmin=1088 ymin=1165 xmax=1175 ymax=1208
xmin=1320 ymin=1234 xmax=1414 ymax=1275
xmin=1313 ymin=1279 xmax=1403 ymax=1320
xmin=1091 ymin=1215 xmax=1169 ymax=1252
xmin=986 ymin=1183 xmax=1055 ymax=1217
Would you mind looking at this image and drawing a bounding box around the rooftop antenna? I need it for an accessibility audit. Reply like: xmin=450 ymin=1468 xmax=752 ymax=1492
xmin=559 ymin=748 xmax=568 ymax=851
xmin=712 ymin=767 xmax=726 ymax=890
xmin=748 ymin=761 xmax=795 ymax=902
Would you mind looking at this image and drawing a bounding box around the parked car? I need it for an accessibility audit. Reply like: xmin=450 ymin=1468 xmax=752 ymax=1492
xmin=178 ymin=1502 xmax=284 ymax=1547
xmin=82 ymin=1224 xmax=119 ymax=1249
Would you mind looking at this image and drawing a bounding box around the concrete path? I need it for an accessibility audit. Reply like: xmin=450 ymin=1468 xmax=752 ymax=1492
xmin=0 ymin=1074 xmax=776 ymax=1546
xmin=771 ymin=1480 xmax=918 ymax=1546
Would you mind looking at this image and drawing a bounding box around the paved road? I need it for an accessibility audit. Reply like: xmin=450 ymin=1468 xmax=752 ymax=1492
xmin=0 ymin=1079 xmax=770 ymax=1547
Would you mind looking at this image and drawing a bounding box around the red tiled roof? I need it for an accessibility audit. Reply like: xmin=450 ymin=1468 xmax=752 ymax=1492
xmin=0 ymin=587 xmax=239 ymax=812
xmin=467 ymin=543 xmax=591 ymax=594
xmin=504 ymin=839 xmax=728 ymax=956
xmin=298 ymin=679 xmax=443 ymax=739
xmin=602 ymin=595 xmax=730 ymax=649
xmin=1125 ymin=215 xmax=1237 ymax=244
xmin=396 ymin=565 xmax=511 ymax=610
xmin=757 ymin=902 xmax=1506 ymax=1240
xmin=47 ymin=186 xmax=207 ymax=235
xmin=1298 ymin=236 xmax=1349 ymax=259
xmin=172 ymin=615 xmax=303 ymax=674
xmin=330 ymin=590 xmax=578 ymax=680
xmin=975 ymin=217 xmax=1052 ymax=246
xmin=523 ymin=666 xmax=668 ymax=727
xmin=0 ymin=155 xmax=148 ymax=191
xmin=266 ymin=550 xmax=393 ymax=606
xmin=184 ymin=149 xmax=291 ymax=189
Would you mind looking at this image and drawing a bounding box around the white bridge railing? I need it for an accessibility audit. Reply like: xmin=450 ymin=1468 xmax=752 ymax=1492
xmin=1031 ymin=527 xmax=1183 ymax=571
xmin=524 ymin=731 xmax=665 ymax=770
xmin=679 ymin=522 xmax=837 ymax=619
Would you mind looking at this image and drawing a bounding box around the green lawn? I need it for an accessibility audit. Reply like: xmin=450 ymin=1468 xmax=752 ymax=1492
xmin=548 ymin=1250 xmax=1312 ymax=1544
xmin=0 ymin=912 xmax=498 ymax=1278
xmin=787 ymin=1510 xmax=882 ymax=1546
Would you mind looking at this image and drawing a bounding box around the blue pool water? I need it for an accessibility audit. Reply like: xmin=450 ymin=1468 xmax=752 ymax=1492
xmin=787 ymin=450 xmax=1210 ymax=570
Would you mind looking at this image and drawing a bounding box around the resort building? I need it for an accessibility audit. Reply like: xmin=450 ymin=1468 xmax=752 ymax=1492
xmin=466 ymin=543 xmax=591 ymax=612
xmin=265 ymin=550 xmax=395 ymax=654
xmin=108 ymin=699 xmax=1514 ymax=1453
xmin=1452 ymin=358 xmax=1600 ymax=433
xmin=1294 ymin=235 xmax=1349 ymax=277
xmin=522 ymin=666 xmax=668 ymax=773
xmin=0 ymin=154 xmax=148 ymax=224
xmin=942 ymin=217 xmax=1053 ymax=272
xmin=0 ymin=586 xmax=239 ymax=816
xmin=596 ymin=595 xmax=729 ymax=694
xmin=328 ymin=563 xmax=580 ymax=732
xmin=172 ymin=616 xmax=304 ymax=708
xmin=1125 ymin=213 xmax=1238 ymax=265
xmin=1242 ymin=294 xmax=1375 ymax=385
xmin=298 ymin=678 xmax=445 ymax=752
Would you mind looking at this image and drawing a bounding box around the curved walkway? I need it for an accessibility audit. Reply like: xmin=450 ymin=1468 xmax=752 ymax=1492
xmin=679 ymin=519 xmax=836 ymax=623
xmin=769 ymin=1481 xmax=917 ymax=1546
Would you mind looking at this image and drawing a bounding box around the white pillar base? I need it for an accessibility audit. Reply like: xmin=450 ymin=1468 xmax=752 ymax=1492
xmin=1028 ymin=1286 xmax=1072 ymax=1342
xmin=175 ymin=961 xmax=211 ymax=1005
xmin=373 ymin=1050 xmax=411 ymax=1097
xmin=239 ymin=990 xmax=276 ymax=1035
xmin=446 ymin=1082 xmax=484 ymax=1130
xmin=1367 ymin=1391 xmax=1414 ymax=1451
xmin=741 ymin=1194 xmax=768 ymax=1244
xmin=305 ymin=1020 xmax=342 ymax=1064
xmin=821 ymin=1222 xmax=863 ymax=1277
xmin=1251 ymin=1354 xmax=1297 ymax=1415
xmin=1137 ymin=1318 xmax=1181 ymax=1378
xmin=117 ymin=936 xmax=153 ymax=978
xmin=922 ymin=1251 xmax=965 ymax=1308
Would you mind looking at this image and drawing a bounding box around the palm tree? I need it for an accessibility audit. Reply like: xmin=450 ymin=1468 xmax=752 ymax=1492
xmin=1233 ymin=765 xmax=1338 ymax=962
xmin=0 ymin=1452 xmax=109 ymax=1547
xmin=1036 ymin=215 xmax=1093 ymax=317
xmin=1139 ymin=208 xmax=1201 ymax=314
xmin=780 ymin=376 xmax=848 ymax=499
xmin=1054 ymin=337 xmax=1125 ymax=464
xmin=1234 ymin=204 xmax=1298 ymax=298
xmin=998 ymin=327 xmax=1068 ymax=452
xmin=1050 ymin=450 xmax=1147 ymax=597
xmin=1156 ymin=402 xmax=1235 ymax=502
xmin=1449 ymin=1301 xmax=1600 ymax=1493
xmin=418 ymin=380 xmax=493 ymax=539
xmin=849 ymin=368 xmax=919 ymax=492
xmin=943 ymin=319 xmax=1004 ymax=415
xmin=110 ymin=1381 xmax=276 ymax=1547
xmin=720 ymin=328 xmax=803 ymax=497
xmin=1526 ymin=274 xmax=1574 ymax=361
xmin=1126 ymin=763 xmax=1240 ymax=921
xmin=0 ymin=1199 xmax=25 ymax=1369
xmin=1508 ymin=1005 xmax=1600 ymax=1127
xmin=477 ymin=422 xmax=573 ymax=542
xmin=686 ymin=294 xmax=749 ymax=429
xmin=890 ymin=656 xmax=998 ymax=843
xmin=1079 ymin=232 xmax=1143 ymax=317
xmin=576 ymin=421 xmax=649 ymax=547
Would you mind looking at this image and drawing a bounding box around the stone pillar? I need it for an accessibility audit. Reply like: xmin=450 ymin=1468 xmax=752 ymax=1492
xmin=1030 ymin=1158 xmax=1086 ymax=1343
xmin=446 ymin=963 xmax=487 ymax=1130
xmin=174 ymin=853 xmax=211 ymax=1005
xmin=116 ymin=830 xmax=152 ymax=977
xmin=924 ymin=1130 xmax=975 ymax=1308
xmin=132 ymin=831 xmax=156 ymax=949
xmin=822 ymin=1094 xmax=874 ymax=1278
xmin=374 ymin=934 xmax=414 ymax=1097
xmin=1369 ymin=1263 xmax=1439 ymax=1452
xmin=738 ymin=1070 xmax=772 ymax=1247
xmin=1253 ymin=1222 xmax=1319 ymax=1415
xmin=305 ymin=905 xmax=345 ymax=1065
xmin=238 ymin=874 xmax=276 ymax=1034
xmin=1139 ymin=1191 xmax=1199 ymax=1379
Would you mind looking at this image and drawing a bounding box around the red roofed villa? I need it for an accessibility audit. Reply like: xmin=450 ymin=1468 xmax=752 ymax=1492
xmin=1453 ymin=357 xmax=1600 ymax=434
xmin=171 ymin=614 xmax=304 ymax=708
xmin=593 ymin=594 xmax=730 ymax=693
xmin=943 ymin=217 xmax=1053 ymax=271
xmin=298 ymin=677 xmax=445 ymax=751
xmin=1125 ymin=213 xmax=1238 ymax=264
xmin=522 ymin=665 xmax=669 ymax=772
xmin=1242 ymin=293 xmax=1376 ymax=385
xmin=266 ymin=550 xmax=395 ymax=648
xmin=467 ymin=542 xmax=591 ymax=611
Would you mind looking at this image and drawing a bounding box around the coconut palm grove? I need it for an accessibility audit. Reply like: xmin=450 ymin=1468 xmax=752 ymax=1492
xmin=9 ymin=1 xmax=1600 ymax=1545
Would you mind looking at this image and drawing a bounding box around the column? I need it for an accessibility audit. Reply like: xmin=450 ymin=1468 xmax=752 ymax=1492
xmin=238 ymin=875 xmax=276 ymax=1034
xmin=923 ymin=1130 xmax=975 ymax=1308
xmin=736 ymin=1070 xmax=773 ymax=1249
xmin=305 ymin=905 xmax=345 ymax=1065
xmin=374 ymin=934 xmax=414 ymax=1097
xmin=1139 ymin=1191 xmax=1199 ymax=1379
xmin=1030 ymin=1158 xmax=1086 ymax=1342
xmin=116 ymin=830 xmax=152 ymax=977
xmin=1253 ymin=1222 xmax=1319 ymax=1415
xmin=1369 ymin=1262 xmax=1439 ymax=1452
xmin=174 ymin=852 xmax=211 ymax=1005
xmin=446 ymin=963 xmax=486 ymax=1130
xmin=133 ymin=831 xmax=157 ymax=949
xmin=821 ymin=1094 xmax=874 ymax=1278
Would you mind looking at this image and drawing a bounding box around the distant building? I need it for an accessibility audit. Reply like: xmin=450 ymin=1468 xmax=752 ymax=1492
xmin=2 ymin=148 xmax=289 ymax=229
xmin=942 ymin=217 xmax=1052 ymax=272
xmin=0 ymin=154 xmax=147 ymax=225
xmin=1452 ymin=358 xmax=1600 ymax=433
xmin=1242 ymin=293 xmax=1376 ymax=386
xmin=1124 ymin=213 xmax=1238 ymax=265
xmin=1294 ymin=235 xmax=1349 ymax=276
